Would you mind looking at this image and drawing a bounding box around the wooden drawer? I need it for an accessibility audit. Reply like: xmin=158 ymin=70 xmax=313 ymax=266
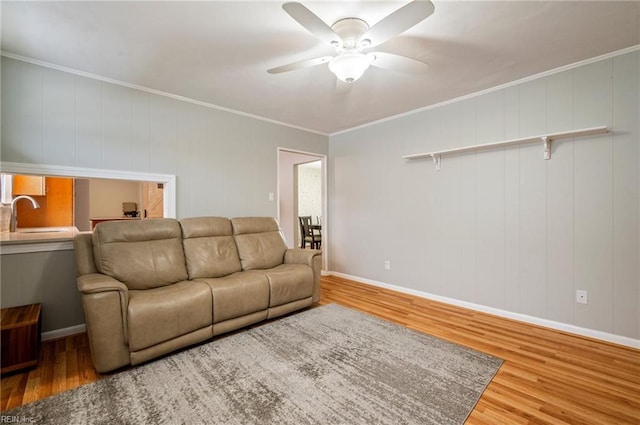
xmin=1 ymin=304 xmax=41 ymax=374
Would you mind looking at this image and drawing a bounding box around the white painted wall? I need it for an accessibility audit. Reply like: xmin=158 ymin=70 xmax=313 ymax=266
xmin=298 ymin=161 xmax=322 ymax=223
xmin=1 ymin=57 xmax=328 ymax=220
xmin=329 ymin=50 xmax=640 ymax=341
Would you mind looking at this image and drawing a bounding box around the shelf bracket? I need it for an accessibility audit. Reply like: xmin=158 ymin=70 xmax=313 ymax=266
xmin=431 ymin=154 xmax=441 ymax=171
xmin=542 ymin=136 xmax=551 ymax=160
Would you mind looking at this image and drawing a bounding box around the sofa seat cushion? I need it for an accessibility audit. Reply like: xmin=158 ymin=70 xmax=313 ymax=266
xmin=199 ymin=272 xmax=270 ymax=323
xmin=250 ymin=264 xmax=314 ymax=307
xmin=127 ymin=281 xmax=213 ymax=352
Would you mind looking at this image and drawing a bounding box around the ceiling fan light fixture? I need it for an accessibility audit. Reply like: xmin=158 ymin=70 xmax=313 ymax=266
xmin=329 ymin=52 xmax=372 ymax=83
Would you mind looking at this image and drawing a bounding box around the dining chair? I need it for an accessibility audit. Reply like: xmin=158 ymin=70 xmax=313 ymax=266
xmin=299 ymin=216 xmax=321 ymax=249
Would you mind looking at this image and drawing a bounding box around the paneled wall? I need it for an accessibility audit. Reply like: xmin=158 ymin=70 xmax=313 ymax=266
xmin=1 ymin=56 xmax=328 ymax=219
xmin=1 ymin=250 xmax=82 ymax=333
xmin=329 ymin=51 xmax=639 ymax=340
xmin=0 ymin=55 xmax=328 ymax=335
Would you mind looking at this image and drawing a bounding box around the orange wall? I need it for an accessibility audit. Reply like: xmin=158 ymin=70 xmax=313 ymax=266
xmin=16 ymin=177 xmax=73 ymax=228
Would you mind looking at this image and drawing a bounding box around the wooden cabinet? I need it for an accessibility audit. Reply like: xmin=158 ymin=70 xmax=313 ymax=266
xmin=12 ymin=175 xmax=46 ymax=196
xmin=1 ymin=304 xmax=41 ymax=374
xmin=15 ymin=177 xmax=73 ymax=228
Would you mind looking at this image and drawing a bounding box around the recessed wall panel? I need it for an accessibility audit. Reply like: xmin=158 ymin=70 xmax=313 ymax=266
xmin=102 ymin=83 xmax=133 ymax=170
xmin=518 ymin=78 xmax=548 ymax=319
xmin=546 ymin=71 xmax=575 ymax=325
xmin=76 ymin=76 xmax=102 ymax=168
xmin=1 ymin=58 xmax=22 ymax=161
xmin=612 ymin=52 xmax=639 ymax=338
xmin=573 ymin=60 xmax=614 ymax=333
xmin=20 ymin=62 xmax=45 ymax=163
xmin=43 ymin=68 xmax=76 ymax=166
xmin=475 ymin=91 xmax=506 ymax=309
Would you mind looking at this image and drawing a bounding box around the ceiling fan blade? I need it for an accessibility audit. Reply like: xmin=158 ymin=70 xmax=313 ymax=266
xmin=361 ymin=0 xmax=435 ymax=48
xmin=267 ymin=56 xmax=334 ymax=74
xmin=282 ymin=2 xmax=341 ymax=45
xmin=369 ymin=52 xmax=429 ymax=74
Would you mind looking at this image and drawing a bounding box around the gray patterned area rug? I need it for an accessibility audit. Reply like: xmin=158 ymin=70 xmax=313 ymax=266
xmin=6 ymin=304 xmax=502 ymax=424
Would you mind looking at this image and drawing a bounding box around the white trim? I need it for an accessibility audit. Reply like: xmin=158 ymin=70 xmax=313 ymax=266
xmin=42 ymin=324 xmax=86 ymax=342
xmin=0 ymin=51 xmax=329 ymax=137
xmin=277 ymin=147 xmax=328 ymax=272
xmin=331 ymin=45 xmax=640 ymax=136
xmin=0 ymin=162 xmax=177 ymax=218
xmin=0 ymin=241 xmax=73 ymax=254
xmin=330 ymin=271 xmax=640 ymax=349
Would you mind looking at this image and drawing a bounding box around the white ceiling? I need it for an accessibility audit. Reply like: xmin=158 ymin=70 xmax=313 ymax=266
xmin=1 ymin=1 xmax=638 ymax=135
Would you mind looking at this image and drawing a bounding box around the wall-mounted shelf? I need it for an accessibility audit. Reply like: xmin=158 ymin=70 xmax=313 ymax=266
xmin=402 ymin=126 xmax=608 ymax=170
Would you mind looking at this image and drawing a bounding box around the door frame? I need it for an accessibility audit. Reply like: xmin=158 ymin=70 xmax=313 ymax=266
xmin=277 ymin=148 xmax=327 ymax=273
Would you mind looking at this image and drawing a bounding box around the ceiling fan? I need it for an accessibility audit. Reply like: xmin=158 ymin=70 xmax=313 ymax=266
xmin=268 ymin=0 xmax=434 ymax=84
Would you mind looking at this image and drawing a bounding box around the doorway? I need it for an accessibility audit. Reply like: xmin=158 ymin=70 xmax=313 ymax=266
xmin=277 ymin=148 xmax=327 ymax=271
xmin=295 ymin=160 xmax=322 ymax=246
xmin=142 ymin=182 xmax=164 ymax=218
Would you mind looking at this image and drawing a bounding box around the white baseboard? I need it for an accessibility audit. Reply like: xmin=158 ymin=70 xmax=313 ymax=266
xmin=329 ymin=271 xmax=640 ymax=350
xmin=42 ymin=324 xmax=86 ymax=342
xmin=40 ymin=274 xmax=640 ymax=350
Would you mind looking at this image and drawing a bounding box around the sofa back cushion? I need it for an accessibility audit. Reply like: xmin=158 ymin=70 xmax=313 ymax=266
xmin=231 ymin=217 xmax=287 ymax=270
xmin=180 ymin=217 xmax=242 ymax=279
xmin=92 ymin=218 xmax=188 ymax=290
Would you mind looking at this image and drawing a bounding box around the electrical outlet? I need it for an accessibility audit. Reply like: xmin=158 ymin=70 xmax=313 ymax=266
xmin=576 ymin=290 xmax=588 ymax=304
xmin=384 ymin=260 xmax=391 ymax=270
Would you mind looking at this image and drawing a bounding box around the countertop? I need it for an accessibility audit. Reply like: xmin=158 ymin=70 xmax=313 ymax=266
xmin=0 ymin=226 xmax=80 ymax=246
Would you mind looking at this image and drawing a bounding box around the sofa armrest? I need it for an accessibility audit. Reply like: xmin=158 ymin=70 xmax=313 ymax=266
xmin=77 ymin=273 xmax=131 ymax=373
xmin=284 ymin=248 xmax=320 ymax=266
xmin=284 ymin=249 xmax=322 ymax=303
xmin=78 ymin=273 xmax=129 ymax=294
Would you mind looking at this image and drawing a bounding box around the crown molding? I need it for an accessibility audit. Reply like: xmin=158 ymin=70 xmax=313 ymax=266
xmin=2 ymin=45 xmax=638 ymax=138
xmin=0 ymin=51 xmax=329 ymax=137
xmin=330 ymin=45 xmax=640 ymax=137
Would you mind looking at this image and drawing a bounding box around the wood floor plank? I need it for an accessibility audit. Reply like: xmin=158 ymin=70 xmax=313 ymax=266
xmin=1 ymin=275 xmax=639 ymax=424
xmin=319 ymin=275 xmax=640 ymax=424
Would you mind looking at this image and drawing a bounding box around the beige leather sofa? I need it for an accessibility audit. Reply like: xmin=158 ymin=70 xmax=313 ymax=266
xmin=74 ymin=217 xmax=321 ymax=373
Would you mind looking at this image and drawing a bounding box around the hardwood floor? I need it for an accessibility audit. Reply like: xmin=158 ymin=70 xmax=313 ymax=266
xmin=2 ymin=275 xmax=639 ymax=424
xmin=320 ymin=276 xmax=640 ymax=424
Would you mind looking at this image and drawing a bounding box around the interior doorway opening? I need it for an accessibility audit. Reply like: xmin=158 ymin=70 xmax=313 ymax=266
xmin=0 ymin=162 xmax=176 ymax=232
xmin=277 ymin=148 xmax=327 ymax=272
xmin=2 ymin=173 xmax=166 ymax=231
xmin=296 ymin=160 xmax=322 ymax=248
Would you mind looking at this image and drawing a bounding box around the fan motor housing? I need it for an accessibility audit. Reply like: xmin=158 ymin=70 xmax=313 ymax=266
xmin=331 ymin=18 xmax=369 ymax=50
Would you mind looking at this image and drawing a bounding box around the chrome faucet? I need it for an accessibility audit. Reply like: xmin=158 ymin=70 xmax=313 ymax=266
xmin=10 ymin=195 xmax=40 ymax=232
